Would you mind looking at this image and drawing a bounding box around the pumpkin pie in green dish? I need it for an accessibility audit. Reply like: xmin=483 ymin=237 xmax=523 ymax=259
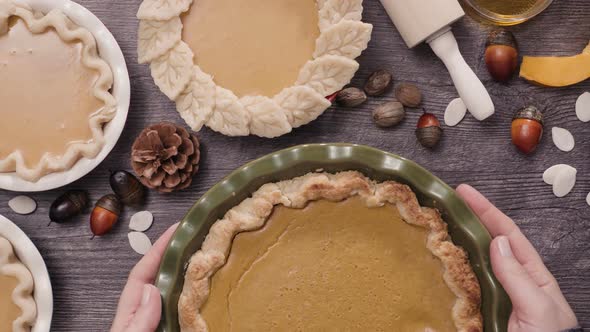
xmin=178 ymin=171 xmax=483 ymax=331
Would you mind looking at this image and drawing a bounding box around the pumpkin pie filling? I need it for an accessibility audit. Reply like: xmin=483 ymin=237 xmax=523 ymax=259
xmin=181 ymin=0 xmax=320 ymax=97
xmin=0 ymin=274 xmax=22 ymax=331
xmin=0 ymin=17 xmax=104 ymax=168
xmin=201 ymin=197 xmax=457 ymax=331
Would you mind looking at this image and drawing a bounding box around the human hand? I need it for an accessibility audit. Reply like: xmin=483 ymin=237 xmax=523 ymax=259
xmin=457 ymin=184 xmax=579 ymax=332
xmin=111 ymin=223 xmax=179 ymax=332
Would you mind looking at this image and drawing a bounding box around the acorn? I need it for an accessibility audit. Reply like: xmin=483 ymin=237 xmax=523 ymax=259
xmin=49 ymin=190 xmax=89 ymax=224
xmin=416 ymin=111 xmax=443 ymax=148
xmin=110 ymin=170 xmax=146 ymax=206
xmin=511 ymin=106 xmax=543 ymax=154
xmin=485 ymin=29 xmax=519 ymax=82
xmin=90 ymin=194 xmax=121 ymax=237
xmin=326 ymin=91 xmax=339 ymax=104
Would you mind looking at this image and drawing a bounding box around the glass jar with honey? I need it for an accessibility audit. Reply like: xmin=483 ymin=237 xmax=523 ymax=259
xmin=462 ymin=0 xmax=553 ymax=25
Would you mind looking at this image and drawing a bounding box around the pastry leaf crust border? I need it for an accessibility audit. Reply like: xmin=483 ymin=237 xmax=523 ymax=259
xmin=0 ymin=236 xmax=36 ymax=332
xmin=137 ymin=0 xmax=372 ymax=138
xmin=178 ymin=171 xmax=483 ymax=332
xmin=0 ymin=1 xmax=117 ymax=182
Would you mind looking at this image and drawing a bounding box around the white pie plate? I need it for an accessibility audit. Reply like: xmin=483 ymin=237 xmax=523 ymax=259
xmin=0 ymin=215 xmax=53 ymax=332
xmin=0 ymin=0 xmax=130 ymax=192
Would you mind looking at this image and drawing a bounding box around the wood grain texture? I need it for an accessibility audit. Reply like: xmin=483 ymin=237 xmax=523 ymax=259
xmin=1 ymin=0 xmax=589 ymax=330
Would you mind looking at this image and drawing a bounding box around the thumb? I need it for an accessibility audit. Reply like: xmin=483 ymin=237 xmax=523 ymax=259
xmin=490 ymin=236 xmax=547 ymax=311
xmin=124 ymin=284 xmax=162 ymax=332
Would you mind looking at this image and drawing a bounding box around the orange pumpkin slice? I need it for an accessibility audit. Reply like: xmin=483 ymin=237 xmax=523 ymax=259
xmin=520 ymin=42 xmax=590 ymax=87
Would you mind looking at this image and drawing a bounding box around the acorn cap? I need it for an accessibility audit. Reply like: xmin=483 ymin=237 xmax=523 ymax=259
xmin=486 ymin=29 xmax=518 ymax=50
xmin=513 ymin=105 xmax=543 ymax=125
xmin=416 ymin=126 xmax=443 ymax=148
xmin=96 ymin=194 xmax=122 ymax=215
xmin=110 ymin=170 xmax=145 ymax=206
xmin=67 ymin=190 xmax=90 ymax=211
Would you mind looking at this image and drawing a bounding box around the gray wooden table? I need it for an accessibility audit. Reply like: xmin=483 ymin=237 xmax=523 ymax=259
xmin=1 ymin=0 xmax=589 ymax=330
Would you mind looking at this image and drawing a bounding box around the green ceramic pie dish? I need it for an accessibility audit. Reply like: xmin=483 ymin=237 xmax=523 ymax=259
xmin=155 ymin=143 xmax=511 ymax=332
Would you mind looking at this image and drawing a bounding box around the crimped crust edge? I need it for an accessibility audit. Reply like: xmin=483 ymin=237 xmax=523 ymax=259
xmin=0 ymin=236 xmax=36 ymax=332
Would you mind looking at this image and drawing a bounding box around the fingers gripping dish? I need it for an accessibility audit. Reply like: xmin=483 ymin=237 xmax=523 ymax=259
xmin=0 ymin=1 xmax=117 ymax=182
xmin=178 ymin=171 xmax=483 ymax=331
xmin=137 ymin=0 xmax=373 ymax=137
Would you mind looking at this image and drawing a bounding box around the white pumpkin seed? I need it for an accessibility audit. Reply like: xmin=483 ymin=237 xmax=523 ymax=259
xmin=8 ymin=195 xmax=37 ymax=215
xmin=128 ymin=232 xmax=152 ymax=255
xmin=129 ymin=211 xmax=154 ymax=232
xmin=586 ymin=192 xmax=590 ymax=207
xmin=444 ymin=98 xmax=467 ymax=127
xmin=576 ymin=92 xmax=590 ymax=123
xmin=543 ymin=164 xmax=573 ymax=185
xmin=552 ymin=127 xmax=575 ymax=152
xmin=553 ymin=166 xmax=577 ymax=198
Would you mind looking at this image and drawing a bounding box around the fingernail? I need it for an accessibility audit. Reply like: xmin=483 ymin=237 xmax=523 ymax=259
xmin=141 ymin=284 xmax=151 ymax=306
xmin=457 ymin=183 xmax=469 ymax=191
xmin=497 ymin=236 xmax=513 ymax=257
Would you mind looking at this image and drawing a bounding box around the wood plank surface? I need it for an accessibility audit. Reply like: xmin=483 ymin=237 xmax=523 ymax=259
xmin=1 ymin=0 xmax=589 ymax=330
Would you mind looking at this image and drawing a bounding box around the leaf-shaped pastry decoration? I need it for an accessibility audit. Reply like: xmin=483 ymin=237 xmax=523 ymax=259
xmin=150 ymin=41 xmax=194 ymax=100
xmin=138 ymin=0 xmax=372 ymax=139
xmin=296 ymin=55 xmax=359 ymax=96
xmin=314 ymin=20 xmax=372 ymax=59
xmin=317 ymin=0 xmax=329 ymax=11
xmin=138 ymin=17 xmax=182 ymax=64
xmin=176 ymin=67 xmax=216 ymax=131
xmin=241 ymin=96 xmax=292 ymax=138
xmin=206 ymin=87 xmax=251 ymax=136
xmin=137 ymin=0 xmax=192 ymax=21
xmin=318 ymin=0 xmax=363 ymax=31
xmin=274 ymin=86 xmax=331 ymax=128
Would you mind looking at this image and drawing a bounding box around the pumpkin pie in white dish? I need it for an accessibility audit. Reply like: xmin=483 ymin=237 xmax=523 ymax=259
xmin=137 ymin=0 xmax=372 ymax=138
xmin=0 ymin=236 xmax=36 ymax=332
xmin=178 ymin=172 xmax=483 ymax=331
xmin=0 ymin=1 xmax=117 ymax=182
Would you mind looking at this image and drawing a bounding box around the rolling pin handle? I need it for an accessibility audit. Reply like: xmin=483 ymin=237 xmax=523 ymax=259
xmin=427 ymin=29 xmax=495 ymax=121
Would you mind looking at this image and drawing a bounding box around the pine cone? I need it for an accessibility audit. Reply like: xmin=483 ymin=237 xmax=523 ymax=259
xmin=131 ymin=122 xmax=200 ymax=193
